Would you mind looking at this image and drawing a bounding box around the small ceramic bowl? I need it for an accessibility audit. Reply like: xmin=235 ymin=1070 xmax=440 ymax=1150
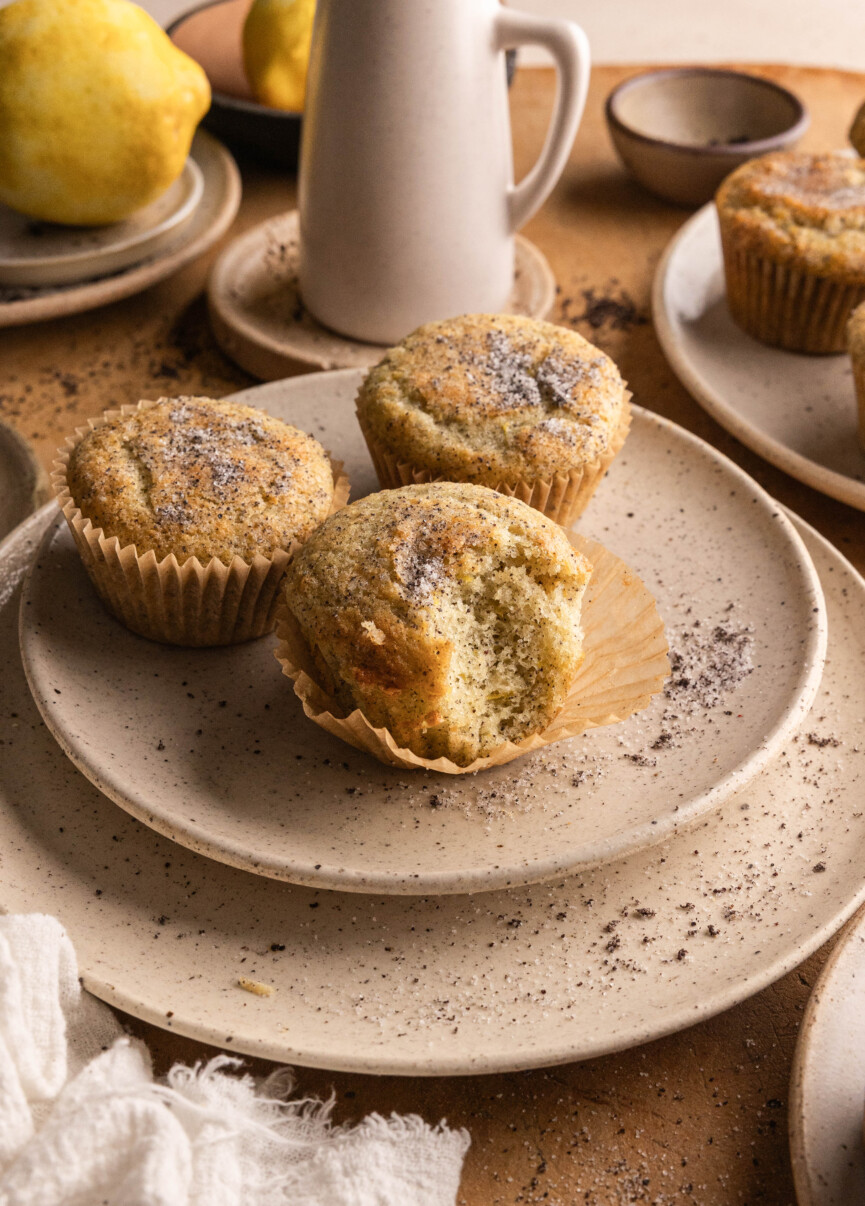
xmin=605 ymin=67 xmax=809 ymax=207
xmin=168 ymin=0 xmax=515 ymax=173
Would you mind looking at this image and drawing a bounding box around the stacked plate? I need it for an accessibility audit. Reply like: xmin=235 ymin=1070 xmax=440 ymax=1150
xmin=0 ymin=131 xmax=241 ymax=328
xmin=1 ymin=369 xmax=864 ymax=1079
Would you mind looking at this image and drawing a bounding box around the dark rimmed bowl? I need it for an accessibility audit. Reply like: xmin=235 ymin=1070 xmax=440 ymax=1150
xmin=605 ymin=67 xmax=810 ymax=207
xmin=168 ymin=0 xmax=516 ymax=173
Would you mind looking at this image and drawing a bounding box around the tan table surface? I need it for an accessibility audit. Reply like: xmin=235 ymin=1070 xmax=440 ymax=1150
xmin=2 ymin=63 xmax=864 ymax=1206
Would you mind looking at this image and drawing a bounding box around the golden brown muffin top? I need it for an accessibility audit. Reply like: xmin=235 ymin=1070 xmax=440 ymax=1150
xmin=65 ymin=396 xmax=336 ymax=564
xmin=716 ymin=152 xmax=865 ymax=278
xmin=283 ymin=482 xmax=590 ymax=764
xmin=356 ymin=314 xmax=628 ymax=486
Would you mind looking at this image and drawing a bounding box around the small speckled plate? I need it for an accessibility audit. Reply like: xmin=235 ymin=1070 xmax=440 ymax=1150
xmin=0 ymin=420 xmax=50 ymax=544
xmin=0 ymin=507 xmax=862 ymax=1073
xmin=790 ymin=904 xmax=865 ymax=1206
xmin=653 ymin=203 xmax=865 ymax=512
xmin=0 ymin=159 xmax=204 ymax=288
xmin=19 ymin=371 xmax=826 ymax=894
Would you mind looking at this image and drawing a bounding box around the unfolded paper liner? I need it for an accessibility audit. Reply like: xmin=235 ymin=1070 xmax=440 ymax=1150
xmin=851 ymin=355 xmax=865 ymax=453
xmin=51 ymin=400 xmax=350 ymax=647
xmin=719 ymin=221 xmax=865 ymax=354
xmin=356 ymin=397 xmax=632 ymax=528
xmin=272 ymin=532 xmax=669 ymax=773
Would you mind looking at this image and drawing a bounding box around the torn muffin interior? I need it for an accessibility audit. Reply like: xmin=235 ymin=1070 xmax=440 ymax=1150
xmin=283 ymin=482 xmax=591 ymax=766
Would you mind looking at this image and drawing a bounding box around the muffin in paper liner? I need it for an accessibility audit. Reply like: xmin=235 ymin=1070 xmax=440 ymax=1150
xmin=273 ymin=532 xmax=669 ymax=774
xmin=357 ymin=398 xmax=632 ymax=529
xmin=720 ymin=227 xmax=865 ymax=354
xmin=52 ymin=401 xmax=350 ymax=647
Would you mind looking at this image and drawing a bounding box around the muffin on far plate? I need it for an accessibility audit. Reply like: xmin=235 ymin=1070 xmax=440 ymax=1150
xmin=716 ymin=151 xmax=865 ymax=353
xmin=54 ymin=395 xmax=348 ymax=646
xmin=277 ymin=482 xmax=591 ymax=767
xmin=356 ymin=314 xmax=630 ymax=527
xmin=846 ymin=300 xmax=865 ymax=451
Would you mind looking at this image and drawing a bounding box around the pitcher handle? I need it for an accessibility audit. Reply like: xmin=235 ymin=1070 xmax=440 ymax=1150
xmin=494 ymin=9 xmax=590 ymax=233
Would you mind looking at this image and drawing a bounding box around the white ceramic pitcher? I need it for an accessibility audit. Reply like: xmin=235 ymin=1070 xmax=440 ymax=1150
xmin=298 ymin=0 xmax=590 ymax=344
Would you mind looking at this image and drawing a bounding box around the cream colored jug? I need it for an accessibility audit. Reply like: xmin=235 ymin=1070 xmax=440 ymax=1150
xmin=298 ymin=0 xmax=589 ymax=344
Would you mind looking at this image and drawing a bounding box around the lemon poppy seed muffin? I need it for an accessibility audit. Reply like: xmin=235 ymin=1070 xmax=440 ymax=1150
xmin=716 ymin=152 xmax=865 ymax=352
xmin=280 ymin=481 xmax=591 ymax=766
xmin=66 ymin=396 xmax=336 ymax=562
xmin=356 ymin=314 xmax=630 ymax=526
xmin=57 ymin=396 xmax=346 ymax=646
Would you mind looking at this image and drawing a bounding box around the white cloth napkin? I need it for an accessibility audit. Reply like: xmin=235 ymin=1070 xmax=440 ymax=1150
xmin=0 ymin=914 xmax=469 ymax=1206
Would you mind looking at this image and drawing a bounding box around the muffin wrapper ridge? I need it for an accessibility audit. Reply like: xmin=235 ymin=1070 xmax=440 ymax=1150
xmin=357 ymin=397 xmax=632 ymax=528
xmin=52 ymin=401 xmax=350 ymax=647
xmin=851 ymin=356 xmax=865 ymax=452
xmin=273 ymin=533 xmax=669 ymax=773
xmin=719 ymin=220 xmax=865 ymax=354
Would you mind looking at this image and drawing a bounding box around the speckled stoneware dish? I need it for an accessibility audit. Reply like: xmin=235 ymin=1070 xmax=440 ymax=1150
xmin=0 ymin=133 xmax=240 ymax=329
xmin=0 ymin=160 xmax=204 ymax=288
xmin=789 ymin=905 xmax=865 ymax=1205
xmin=1 ymin=506 xmax=863 ymax=1073
xmin=0 ymin=421 xmax=49 ymax=543
xmin=206 ymin=211 xmax=557 ymax=378
xmin=653 ymin=203 xmax=865 ymax=512
xmin=19 ymin=370 xmax=826 ymax=895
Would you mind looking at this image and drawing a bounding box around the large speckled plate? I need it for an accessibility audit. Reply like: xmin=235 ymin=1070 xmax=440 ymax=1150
xmin=0 ymin=508 xmax=862 ymax=1073
xmin=654 ymin=203 xmax=865 ymax=512
xmin=19 ymin=372 xmax=826 ymax=894
xmin=790 ymin=904 xmax=865 ymax=1206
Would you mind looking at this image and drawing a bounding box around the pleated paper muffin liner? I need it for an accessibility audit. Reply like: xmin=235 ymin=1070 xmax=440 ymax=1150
xmin=52 ymin=401 xmax=350 ymax=647
xmin=719 ymin=221 xmax=865 ymax=354
xmin=356 ymin=397 xmax=632 ymax=528
xmin=851 ymin=356 xmax=865 ymax=452
xmin=273 ymin=532 xmax=668 ymax=773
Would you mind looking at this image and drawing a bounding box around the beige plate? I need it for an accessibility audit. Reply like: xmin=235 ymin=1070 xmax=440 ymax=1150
xmin=1 ymin=507 xmax=863 ymax=1073
xmin=206 ymin=210 xmax=557 ymax=379
xmin=790 ymin=904 xmax=865 ymax=1206
xmin=0 ymin=421 xmax=49 ymax=543
xmin=0 ymin=132 xmax=240 ymax=328
xmin=19 ymin=371 xmax=826 ymax=895
xmin=653 ymin=203 xmax=865 ymax=512
xmin=0 ymin=159 xmax=204 ymax=288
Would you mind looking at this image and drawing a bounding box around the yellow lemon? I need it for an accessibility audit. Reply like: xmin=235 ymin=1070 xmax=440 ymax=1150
xmin=0 ymin=0 xmax=210 ymax=225
xmin=243 ymin=0 xmax=315 ymax=113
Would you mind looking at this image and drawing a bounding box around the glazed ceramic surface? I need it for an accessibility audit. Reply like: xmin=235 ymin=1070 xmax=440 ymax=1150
xmin=606 ymin=68 xmax=807 ymax=206
xmin=1 ymin=508 xmax=863 ymax=1073
xmin=298 ymin=0 xmax=588 ymax=341
xmin=0 ymin=160 xmax=204 ymax=288
xmin=207 ymin=212 xmax=556 ymax=379
xmin=654 ymin=203 xmax=865 ymax=510
xmin=790 ymin=905 xmax=865 ymax=1206
xmin=0 ymin=422 xmax=49 ymax=543
xmin=0 ymin=133 xmax=240 ymax=329
xmin=20 ymin=371 xmax=825 ymax=894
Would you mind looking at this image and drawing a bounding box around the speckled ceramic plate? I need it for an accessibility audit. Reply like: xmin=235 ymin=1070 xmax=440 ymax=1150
xmin=0 ymin=132 xmax=240 ymax=328
xmin=19 ymin=372 xmax=826 ymax=895
xmin=0 ymin=507 xmax=862 ymax=1073
xmin=0 ymin=420 xmax=49 ymax=543
xmin=790 ymin=905 xmax=865 ymax=1205
xmin=653 ymin=203 xmax=865 ymax=512
xmin=0 ymin=159 xmax=204 ymax=288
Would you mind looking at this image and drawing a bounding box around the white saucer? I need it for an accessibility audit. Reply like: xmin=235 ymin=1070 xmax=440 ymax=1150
xmin=653 ymin=203 xmax=865 ymax=512
xmin=0 ymin=132 xmax=240 ymax=329
xmin=19 ymin=371 xmax=825 ymax=895
xmin=0 ymin=159 xmax=204 ymax=288
xmin=207 ymin=210 xmax=557 ymax=378
xmin=1 ymin=506 xmax=863 ymax=1074
xmin=790 ymin=905 xmax=865 ymax=1205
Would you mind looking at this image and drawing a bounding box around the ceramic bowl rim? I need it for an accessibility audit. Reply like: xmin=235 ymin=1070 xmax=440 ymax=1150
xmin=166 ymin=0 xmax=303 ymax=121
xmin=605 ymin=66 xmax=810 ymax=158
